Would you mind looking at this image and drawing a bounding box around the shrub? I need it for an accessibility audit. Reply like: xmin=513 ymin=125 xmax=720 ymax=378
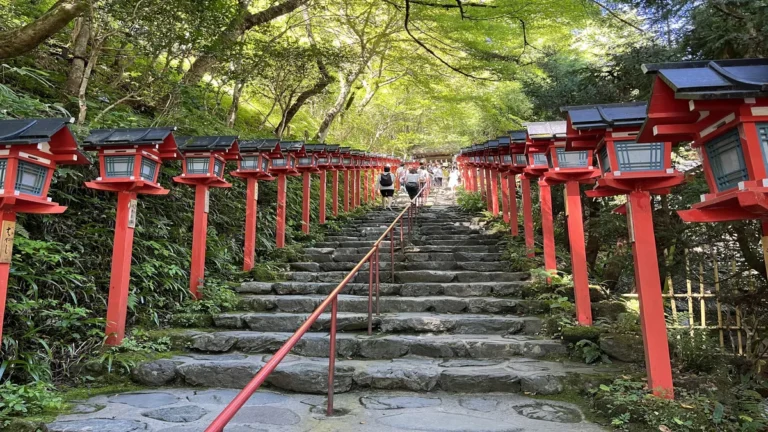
xmin=670 ymin=329 xmax=722 ymax=374
xmin=456 ymin=188 xmax=485 ymax=213
xmin=0 ymin=381 xmax=63 ymax=426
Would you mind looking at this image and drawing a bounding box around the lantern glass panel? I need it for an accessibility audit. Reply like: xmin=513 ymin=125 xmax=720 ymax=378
xmin=332 ymin=157 xmax=341 ymax=164
xmin=105 ymin=155 xmax=135 ymax=178
xmin=318 ymin=158 xmax=328 ymax=165
xmin=214 ymin=159 xmax=224 ymax=177
xmin=140 ymin=157 xmax=158 ymax=182
xmin=532 ymin=153 xmax=548 ymax=166
xmin=343 ymin=158 xmax=351 ymax=165
xmin=757 ymin=123 xmax=768 ymax=171
xmin=556 ymin=148 xmax=589 ymax=168
xmin=502 ymin=155 xmax=512 ymax=164
xmin=515 ymin=154 xmax=526 ymax=165
xmin=186 ymin=157 xmax=210 ymax=175
xmin=615 ymin=141 xmax=665 ymax=172
xmin=262 ymin=158 xmax=269 ymax=171
xmin=598 ymin=146 xmax=611 ymax=173
xmin=271 ymin=158 xmax=287 ymax=168
xmin=298 ymin=157 xmax=313 ymax=166
xmin=0 ymin=160 xmax=6 ymax=187
xmin=15 ymin=161 xmax=48 ymax=196
xmin=241 ymin=156 xmax=259 ymax=171
xmin=705 ymin=128 xmax=748 ymax=192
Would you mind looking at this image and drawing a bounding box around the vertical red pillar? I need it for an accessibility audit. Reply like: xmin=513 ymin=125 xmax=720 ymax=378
xmin=0 ymin=211 xmax=17 ymax=345
xmin=490 ymin=169 xmax=499 ymax=216
xmin=332 ymin=170 xmax=339 ymax=216
xmin=501 ymin=173 xmax=510 ymax=223
xmin=522 ymin=178 xmax=535 ymax=257
xmin=302 ymin=172 xmax=311 ymax=234
xmin=363 ymin=170 xmax=369 ymax=204
xmin=508 ymin=174 xmax=519 ymax=236
xmin=539 ymin=180 xmax=556 ymax=272
xmin=276 ymin=174 xmax=287 ymax=248
xmin=478 ymin=169 xmax=486 ymax=199
xmin=565 ymin=181 xmax=592 ymax=326
xmin=371 ymin=170 xmax=376 ymax=202
xmin=471 ymin=168 xmax=477 ymax=191
xmin=319 ymin=170 xmax=327 ymax=224
xmin=189 ymin=185 xmax=210 ymax=298
xmin=485 ymin=169 xmax=493 ymax=211
xmin=105 ymin=192 xmax=138 ymax=345
xmin=354 ymin=170 xmax=361 ymax=208
xmin=628 ymin=190 xmax=674 ymax=398
xmin=243 ymin=178 xmax=258 ymax=272
xmin=344 ymin=171 xmax=350 ymax=212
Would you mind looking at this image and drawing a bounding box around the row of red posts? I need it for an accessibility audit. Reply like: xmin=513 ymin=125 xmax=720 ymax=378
xmin=457 ymin=58 xmax=768 ymax=400
xmin=0 ymin=124 xmax=401 ymax=346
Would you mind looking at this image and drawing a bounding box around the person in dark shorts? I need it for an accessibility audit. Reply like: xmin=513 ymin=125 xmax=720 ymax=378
xmin=377 ymin=165 xmax=396 ymax=210
xmin=404 ymin=167 xmax=421 ymax=201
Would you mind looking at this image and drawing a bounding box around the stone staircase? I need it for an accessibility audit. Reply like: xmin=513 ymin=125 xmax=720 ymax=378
xmin=132 ymin=204 xmax=608 ymax=397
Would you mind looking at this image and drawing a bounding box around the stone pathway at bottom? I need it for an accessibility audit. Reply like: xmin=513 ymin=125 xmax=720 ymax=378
xmin=48 ymin=388 xmax=604 ymax=432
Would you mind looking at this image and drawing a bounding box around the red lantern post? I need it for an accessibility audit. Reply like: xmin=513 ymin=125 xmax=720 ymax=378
xmin=297 ymin=144 xmax=323 ymax=234
xmin=524 ymin=122 xmax=566 ymax=273
xmin=563 ymin=101 xmax=683 ymax=398
xmin=231 ymin=139 xmax=278 ymax=272
xmin=0 ymin=118 xmax=89 ymax=344
xmin=540 ymin=124 xmax=601 ymax=326
xmin=270 ymin=141 xmax=305 ymax=247
xmin=174 ymin=136 xmax=239 ymax=298
xmin=83 ymin=127 xmax=181 ymax=345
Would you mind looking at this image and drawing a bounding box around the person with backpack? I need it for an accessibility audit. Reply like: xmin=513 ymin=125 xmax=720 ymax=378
xmin=376 ymin=165 xmax=396 ymax=210
xmin=404 ymin=166 xmax=421 ymax=202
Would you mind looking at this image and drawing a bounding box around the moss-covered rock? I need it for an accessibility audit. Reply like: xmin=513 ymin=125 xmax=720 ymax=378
xmin=591 ymin=301 xmax=627 ymax=321
xmin=170 ymin=313 xmax=213 ymax=328
xmin=561 ymin=325 xmax=602 ymax=344
xmin=0 ymin=419 xmax=48 ymax=432
xmin=588 ymin=285 xmax=608 ymax=302
xmin=599 ymin=333 xmax=645 ymax=363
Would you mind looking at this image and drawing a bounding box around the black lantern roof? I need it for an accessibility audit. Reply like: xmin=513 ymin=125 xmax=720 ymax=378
xmin=560 ymin=102 xmax=648 ymax=130
xmin=304 ymin=144 xmax=326 ymax=153
xmin=325 ymin=145 xmax=340 ymax=153
xmin=280 ymin=140 xmax=305 ymax=152
xmin=525 ymin=121 xmax=567 ymax=139
xmin=351 ymin=150 xmax=364 ymax=156
xmin=84 ymin=127 xmax=176 ymax=149
xmin=486 ymin=140 xmax=500 ymax=149
xmin=497 ymin=137 xmax=511 ymax=145
xmin=239 ymin=138 xmax=279 ymax=152
xmin=339 ymin=147 xmax=351 ymax=154
xmin=509 ymin=130 xmax=527 ymax=143
xmin=0 ymin=118 xmax=71 ymax=145
xmin=176 ymin=136 xmax=238 ymax=152
xmin=642 ymin=58 xmax=768 ymax=99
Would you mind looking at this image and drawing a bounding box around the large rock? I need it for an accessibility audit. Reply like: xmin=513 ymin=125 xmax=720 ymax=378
xmin=439 ymin=367 xmax=521 ymax=393
xmin=267 ymin=361 xmax=354 ymax=394
xmin=600 ymin=334 xmax=645 ymax=363
xmin=354 ymin=361 xmax=440 ymax=391
xmin=141 ymin=405 xmax=207 ymax=423
xmin=130 ymin=360 xmax=177 ymax=386
xmin=190 ymin=333 xmax=237 ymax=352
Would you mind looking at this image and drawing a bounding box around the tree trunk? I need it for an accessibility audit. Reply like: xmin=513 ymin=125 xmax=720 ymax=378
xmin=227 ymin=80 xmax=245 ymax=128
xmin=64 ymin=17 xmax=90 ymax=95
xmin=77 ymin=42 xmax=102 ymax=124
xmin=183 ymin=0 xmax=309 ymax=85
xmin=314 ymin=74 xmax=353 ymax=143
xmin=0 ymin=0 xmax=89 ymax=59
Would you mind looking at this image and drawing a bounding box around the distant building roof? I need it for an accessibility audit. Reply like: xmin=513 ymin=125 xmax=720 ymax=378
xmin=560 ymin=102 xmax=648 ymax=130
xmin=642 ymin=58 xmax=768 ymax=99
xmin=525 ymin=121 xmax=567 ymax=139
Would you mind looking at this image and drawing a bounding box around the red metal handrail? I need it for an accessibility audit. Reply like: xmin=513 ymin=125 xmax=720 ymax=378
xmin=205 ymin=183 xmax=429 ymax=431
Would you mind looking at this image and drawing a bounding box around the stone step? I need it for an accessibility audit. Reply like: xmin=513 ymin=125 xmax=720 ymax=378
xmin=237 ymin=281 xmax=529 ymax=297
xmin=283 ymin=270 xmax=527 ymax=284
xmin=136 ymin=354 xmax=608 ymax=395
xmin=303 ymin=251 xmax=502 ymax=263
xmin=213 ymin=312 xmax=542 ymax=335
xmin=183 ymin=330 xmax=566 ymax=359
xmin=289 ymin=261 xmax=509 ymax=273
xmin=316 ymin=241 xmax=394 ymax=248
xmin=407 ymin=245 xmax=502 ymax=253
xmin=411 ymin=239 xmax=501 ymax=246
xmin=236 ymin=294 xmax=543 ymax=315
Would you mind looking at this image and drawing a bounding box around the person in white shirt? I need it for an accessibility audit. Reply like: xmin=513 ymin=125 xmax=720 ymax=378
xmin=404 ymin=167 xmax=421 ymax=201
xmin=448 ymin=166 xmax=461 ymax=197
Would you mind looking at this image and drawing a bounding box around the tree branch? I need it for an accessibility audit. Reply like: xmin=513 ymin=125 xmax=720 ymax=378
xmin=586 ymin=0 xmax=645 ymax=33
xmin=403 ymin=0 xmax=498 ymax=81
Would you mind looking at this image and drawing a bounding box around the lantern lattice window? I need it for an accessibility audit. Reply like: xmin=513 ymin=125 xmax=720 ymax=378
xmin=0 ymin=160 xmax=7 ymax=186
xmin=758 ymin=123 xmax=768 ymax=169
xmin=15 ymin=161 xmax=47 ymax=196
xmin=598 ymin=147 xmax=611 ymax=173
xmin=615 ymin=142 xmax=665 ymax=172
xmin=241 ymin=156 xmax=259 ymax=170
xmin=515 ymin=154 xmax=526 ymax=165
xmin=214 ymin=159 xmax=224 ymax=177
xmin=105 ymin=156 xmax=135 ymax=178
xmin=186 ymin=157 xmax=210 ymax=175
xmin=705 ymin=129 xmax=748 ymax=192
xmin=556 ymin=148 xmax=589 ymax=168
xmin=140 ymin=157 xmax=158 ymax=181
xmin=532 ymin=153 xmax=548 ymax=166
